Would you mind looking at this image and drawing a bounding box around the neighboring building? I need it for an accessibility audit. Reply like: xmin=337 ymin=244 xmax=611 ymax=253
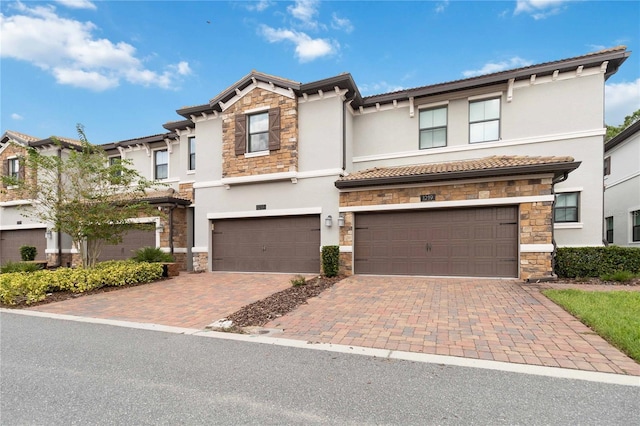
xmin=604 ymin=119 xmax=640 ymax=247
xmin=1 ymin=46 xmax=631 ymax=279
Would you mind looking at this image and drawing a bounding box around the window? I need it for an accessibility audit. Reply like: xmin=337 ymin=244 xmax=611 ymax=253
xmin=604 ymin=156 xmax=611 ymax=176
xmin=109 ymin=156 xmax=122 ymax=178
xmin=633 ymin=210 xmax=640 ymax=242
xmin=469 ymin=98 xmax=500 ymax=143
xmin=234 ymin=108 xmax=281 ymax=156
xmin=605 ymin=216 xmax=613 ymax=243
xmin=154 ymin=149 xmax=168 ymax=180
xmin=8 ymin=158 xmax=21 ymax=180
xmin=419 ymin=106 xmax=447 ymax=149
xmin=188 ymin=137 xmax=196 ymax=170
xmin=554 ymin=192 xmax=579 ymax=223
xmin=248 ymin=112 xmax=269 ymax=153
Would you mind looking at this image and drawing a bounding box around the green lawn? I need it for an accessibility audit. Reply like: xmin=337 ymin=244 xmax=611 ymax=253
xmin=543 ymin=289 xmax=640 ymax=362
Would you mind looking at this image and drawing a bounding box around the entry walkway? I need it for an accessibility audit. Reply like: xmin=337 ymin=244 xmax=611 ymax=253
xmin=264 ymin=276 xmax=640 ymax=376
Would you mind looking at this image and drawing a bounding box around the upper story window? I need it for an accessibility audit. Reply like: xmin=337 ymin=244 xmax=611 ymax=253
xmin=419 ymin=106 xmax=447 ymax=149
xmin=188 ymin=137 xmax=196 ymax=170
xmin=7 ymin=157 xmax=21 ymax=180
xmin=109 ymin=156 xmax=122 ymax=178
xmin=234 ymin=108 xmax=281 ymax=156
xmin=154 ymin=149 xmax=168 ymax=180
xmin=605 ymin=216 xmax=614 ymax=243
xmin=604 ymin=156 xmax=611 ymax=176
xmin=469 ymin=98 xmax=500 ymax=143
xmin=554 ymin=192 xmax=579 ymax=223
xmin=632 ymin=210 xmax=640 ymax=242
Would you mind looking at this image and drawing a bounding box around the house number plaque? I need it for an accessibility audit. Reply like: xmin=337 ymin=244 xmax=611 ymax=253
xmin=420 ymin=194 xmax=436 ymax=202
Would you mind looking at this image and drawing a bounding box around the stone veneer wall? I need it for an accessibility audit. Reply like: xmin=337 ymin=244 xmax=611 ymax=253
xmin=0 ymin=144 xmax=32 ymax=203
xmin=192 ymin=252 xmax=208 ymax=273
xmin=46 ymin=252 xmax=82 ymax=268
xmin=338 ymin=177 xmax=555 ymax=280
xmin=221 ymin=88 xmax=298 ymax=178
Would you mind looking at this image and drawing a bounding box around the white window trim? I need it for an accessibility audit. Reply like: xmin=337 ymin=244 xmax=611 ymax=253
xmin=152 ymin=147 xmax=169 ymax=181
xmin=187 ymin=136 xmax=196 ymax=172
xmin=469 ymin=97 xmax=501 ymax=144
xmin=553 ymin=190 xmax=581 ymax=225
xmin=247 ymin=111 xmax=270 ymax=154
xmin=629 ymin=206 xmax=640 ymax=244
xmin=244 ymin=150 xmax=270 ymax=159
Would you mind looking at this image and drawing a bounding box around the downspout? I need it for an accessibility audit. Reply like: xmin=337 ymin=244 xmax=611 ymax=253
xmin=168 ymin=204 xmax=175 ymax=256
xmin=55 ymin=147 xmax=62 ymax=267
xmin=550 ymin=172 xmax=569 ymax=276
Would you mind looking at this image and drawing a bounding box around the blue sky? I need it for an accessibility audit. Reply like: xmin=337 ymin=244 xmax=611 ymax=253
xmin=2 ymin=0 xmax=639 ymax=144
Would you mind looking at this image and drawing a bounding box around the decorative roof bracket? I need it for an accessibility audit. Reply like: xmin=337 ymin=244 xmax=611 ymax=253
xmin=507 ymin=78 xmax=515 ymax=103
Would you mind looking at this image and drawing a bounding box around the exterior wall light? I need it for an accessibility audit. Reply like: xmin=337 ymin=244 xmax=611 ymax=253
xmin=325 ymin=215 xmax=333 ymax=227
xmin=156 ymin=225 xmax=165 ymax=233
xmin=337 ymin=214 xmax=345 ymax=227
xmin=45 ymin=229 xmax=52 ymax=239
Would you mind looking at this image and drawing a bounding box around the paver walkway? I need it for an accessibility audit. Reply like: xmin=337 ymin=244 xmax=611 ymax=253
xmin=264 ymin=276 xmax=640 ymax=376
xmin=29 ymin=272 xmax=296 ymax=329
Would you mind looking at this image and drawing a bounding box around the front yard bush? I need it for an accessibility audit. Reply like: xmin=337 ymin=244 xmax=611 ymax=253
xmin=19 ymin=245 xmax=38 ymax=261
xmin=1 ymin=261 xmax=43 ymax=274
xmin=0 ymin=261 xmax=164 ymax=305
xmin=554 ymin=246 xmax=640 ymax=278
xmin=131 ymin=247 xmax=175 ymax=263
xmin=321 ymin=245 xmax=340 ymax=278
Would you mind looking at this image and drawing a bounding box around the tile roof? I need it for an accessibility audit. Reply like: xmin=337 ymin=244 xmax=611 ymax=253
xmin=2 ymin=130 xmax=40 ymax=144
xmin=339 ymin=155 xmax=576 ymax=182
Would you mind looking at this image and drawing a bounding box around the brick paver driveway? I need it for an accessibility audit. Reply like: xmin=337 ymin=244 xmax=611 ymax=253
xmin=29 ymin=272 xmax=296 ymax=329
xmin=264 ymin=276 xmax=640 ymax=376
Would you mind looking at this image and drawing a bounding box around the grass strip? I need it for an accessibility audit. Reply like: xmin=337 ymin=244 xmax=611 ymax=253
xmin=543 ymin=289 xmax=640 ymax=363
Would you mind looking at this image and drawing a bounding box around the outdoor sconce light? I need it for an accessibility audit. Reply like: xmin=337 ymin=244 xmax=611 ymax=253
xmin=325 ymin=215 xmax=333 ymax=227
xmin=337 ymin=214 xmax=345 ymax=227
xmin=45 ymin=229 xmax=52 ymax=239
xmin=156 ymin=225 xmax=165 ymax=233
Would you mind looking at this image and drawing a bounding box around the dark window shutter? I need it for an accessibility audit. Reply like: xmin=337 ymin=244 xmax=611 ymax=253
xmin=18 ymin=161 xmax=25 ymax=181
xmin=2 ymin=160 xmax=8 ymax=187
xmin=268 ymin=107 xmax=281 ymax=150
xmin=234 ymin=114 xmax=246 ymax=156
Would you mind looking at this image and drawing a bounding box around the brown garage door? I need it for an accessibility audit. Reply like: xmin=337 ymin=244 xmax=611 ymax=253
xmin=212 ymin=215 xmax=320 ymax=273
xmin=97 ymin=225 xmax=156 ymax=262
xmin=354 ymin=206 xmax=518 ymax=277
xmin=0 ymin=228 xmax=47 ymax=264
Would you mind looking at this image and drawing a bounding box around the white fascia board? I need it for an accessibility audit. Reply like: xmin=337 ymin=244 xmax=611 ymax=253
xmin=339 ymin=195 xmax=554 ymax=213
xmin=221 ymin=81 xmax=296 ymax=112
xmin=605 ymin=171 xmax=640 ymax=189
xmin=298 ymin=88 xmax=349 ymax=104
xmin=207 ymin=207 xmax=322 ymax=220
xmin=554 ymin=222 xmax=584 ymax=229
xmin=195 ymin=169 xmax=344 ymax=189
xmin=339 ymin=246 xmax=353 ymax=253
xmin=352 ymin=129 xmax=604 ymax=164
xmin=554 ymin=187 xmax=583 ymax=193
xmin=520 ymin=244 xmax=554 ymax=253
xmin=0 ymin=223 xmax=48 ymax=231
xmin=220 ymin=171 xmax=297 ymax=185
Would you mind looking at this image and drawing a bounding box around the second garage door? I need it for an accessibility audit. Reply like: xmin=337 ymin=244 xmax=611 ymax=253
xmin=97 ymin=225 xmax=156 ymax=262
xmin=212 ymin=215 xmax=321 ymax=273
xmin=0 ymin=228 xmax=47 ymax=264
xmin=354 ymin=206 xmax=518 ymax=277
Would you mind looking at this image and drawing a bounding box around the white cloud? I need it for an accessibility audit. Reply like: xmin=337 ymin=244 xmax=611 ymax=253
xmin=514 ymin=0 xmax=569 ymax=20
xmin=605 ymin=78 xmax=640 ymax=126
xmin=245 ymin=1 xmax=271 ymax=12
xmin=260 ymin=26 xmax=336 ymax=62
xmin=435 ymin=1 xmax=450 ymax=14
xmin=54 ymin=0 xmax=96 ymax=10
xmin=359 ymin=81 xmax=405 ymax=96
xmin=288 ymin=0 xmax=319 ymax=29
xmin=462 ymin=57 xmax=533 ymax=77
xmin=331 ymin=13 xmax=353 ymax=33
xmin=0 ymin=3 xmax=191 ymax=91
xmin=11 ymin=113 xmax=24 ymax=120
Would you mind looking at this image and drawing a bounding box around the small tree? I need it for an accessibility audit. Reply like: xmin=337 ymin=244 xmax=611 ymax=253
xmin=606 ymin=109 xmax=640 ymax=141
xmin=2 ymin=125 xmax=162 ymax=268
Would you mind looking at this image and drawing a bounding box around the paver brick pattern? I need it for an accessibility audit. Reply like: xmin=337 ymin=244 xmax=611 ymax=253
xmin=29 ymin=272 xmax=296 ymax=329
xmin=264 ymin=276 xmax=640 ymax=376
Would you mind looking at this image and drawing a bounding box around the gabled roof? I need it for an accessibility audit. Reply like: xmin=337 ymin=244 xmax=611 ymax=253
xmin=1 ymin=130 xmax=83 ymax=150
xmin=605 ymin=119 xmax=640 ymax=152
xmin=100 ymin=132 xmax=177 ymax=150
xmin=335 ymin=156 xmax=581 ymax=189
xmin=1 ymin=130 xmax=40 ymax=146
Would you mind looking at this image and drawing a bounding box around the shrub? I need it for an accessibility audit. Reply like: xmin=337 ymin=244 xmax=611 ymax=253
xmin=1 ymin=261 xmax=42 ymax=274
xmin=19 ymin=245 xmax=37 ymax=261
xmin=600 ymin=271 xmax=637 ymax=282
xmin=321 ymin=245 xmax=340 ymax=278
xmin=0 ymin=261 xmax=164 ymax=305
xmin=290 ymin=275 xmax=307 ymax=286
xmin=555 ymin=246 xmax=640 ymax=278
xmin=131 ymin=247 xmax=175 ymax=263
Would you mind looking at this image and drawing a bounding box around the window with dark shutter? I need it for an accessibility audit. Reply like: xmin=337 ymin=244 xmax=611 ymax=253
xmin=268 ymin=107 xmax=281 ymax=150
xmin=2 ymin=160 xmax=8 ymax=188
xmin=604 ymin=157 xmax=611 ymax=176
xmin=235 ymin=114 xmax=246 ymax=156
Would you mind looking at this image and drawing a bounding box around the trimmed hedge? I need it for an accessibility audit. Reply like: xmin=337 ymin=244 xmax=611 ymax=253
xmin=0 ymin=261 xmax=163 ymax=305
xmin=321 ymin=245 xmax=340 ymax=278
xmin=555 ymin=246 xmax=640 ymax=278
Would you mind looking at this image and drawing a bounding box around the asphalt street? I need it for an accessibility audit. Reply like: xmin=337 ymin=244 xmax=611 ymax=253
xmin=1 ymin=312 xmax=638 ymax=425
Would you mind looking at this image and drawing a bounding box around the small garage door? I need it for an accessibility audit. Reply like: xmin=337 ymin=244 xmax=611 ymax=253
xmin=97 ymin=225 xmax=156 ymax=262
xmin=355 ymin=206 xmax=518 ymax=277
xmin=0 ymin=228 xmax=47 ymax=264
xmin=212 ymin=215 xmax=321 ymax=273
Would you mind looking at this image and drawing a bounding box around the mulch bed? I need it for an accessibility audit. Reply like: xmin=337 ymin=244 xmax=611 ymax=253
xmin=226 ymin=275 xmax=344 ymax=327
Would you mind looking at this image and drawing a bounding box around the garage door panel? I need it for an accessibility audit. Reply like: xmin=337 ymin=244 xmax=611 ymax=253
xmin=0 ymin=229 xmax=47 ymax=264
xmin=97 ymin=226 xmax=156 ymax=262
xmin=212 ymin=215 xmax=320 ymax=273
xmin=355 ymin=206 xmax=518 ymax=277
